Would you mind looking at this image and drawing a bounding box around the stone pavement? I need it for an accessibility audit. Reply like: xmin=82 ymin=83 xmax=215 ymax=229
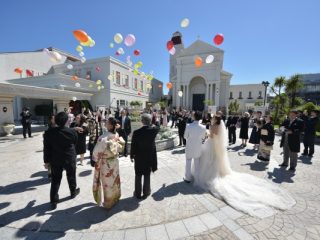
xmin=0 ymin=129 xmax=319 ymax=240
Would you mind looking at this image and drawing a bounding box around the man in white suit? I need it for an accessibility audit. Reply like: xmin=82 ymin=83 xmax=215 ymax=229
xmin=183 ymin=111 xmax=207 ymax=183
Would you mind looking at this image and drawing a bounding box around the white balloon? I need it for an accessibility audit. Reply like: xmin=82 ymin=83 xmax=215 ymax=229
xmin=109 ymin=42 xmax=114 ymax=48
xmin=75 ymin=82 xmax=81 ymax=88
xmin=180 ymin=18 xmax=190 ymax=28
xmin=67 ymin=64 xmax=73 ymax=70
xmin=72 ymin=97 xmax=77 ymax=101
xmin=169 ymin=47 xmax=176 ymax=55
xmin=114 ymin=33 xmax=123 ymax=44
xmin=178 ymin=90 xmax=183 ymax=97
xmin=107 ymin=74 xmax=113 ymax=81
xmin=118 ymin=47 xmax=125 ymax=55
xmin=79 ymin=52 xmax=85 ymax=57
xmin=81 ymin=57 xmax=86 ymax=63
xmin=206 ymin=55 xmax=215 ymax=64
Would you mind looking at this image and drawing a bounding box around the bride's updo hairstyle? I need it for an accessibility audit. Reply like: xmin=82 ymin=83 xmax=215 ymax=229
xmin=213 ymin=115 xmax=222 ymax=125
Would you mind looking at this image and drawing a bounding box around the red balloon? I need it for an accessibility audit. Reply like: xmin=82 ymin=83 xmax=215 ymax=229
xmin=26 ymin=69 xmax=34 ymax=77
xmin=115 ymin=51 xmax=120 ymax=56
xmin=213 ymin=34 xmax=224 ymax=45
xmin=166 ymin=41 xmax=174 ymax=51
xmin=134 ymin=49 xmax=140 ymax=56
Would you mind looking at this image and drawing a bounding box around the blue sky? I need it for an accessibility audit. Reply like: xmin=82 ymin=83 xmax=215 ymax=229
xmin=1 ymin=0 xmax=320 ymax=94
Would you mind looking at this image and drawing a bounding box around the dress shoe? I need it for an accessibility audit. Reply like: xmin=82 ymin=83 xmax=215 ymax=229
xmin=183 ymin=178 xmax=191 ymax=183
xmin=279 ymin=163 xmax=288 ymax=167
xmin=71 ymin=188 xmax=80 ymax=199
xmin=308 ymin=154 xmax=313 ymax=158
xmin=302 ymin=152 xmax=308 ymax=156
xmin=50 ymin=202 xmax=57 ymax=210
xmin=288 ymin=167 xmax=296 ymax=171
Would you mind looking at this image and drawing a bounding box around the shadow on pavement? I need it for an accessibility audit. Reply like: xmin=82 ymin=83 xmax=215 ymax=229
xmin=243 ymin=160 xmax=268 ymax=172
xmin=0 ymin=202 xmax=11 ymax=210
xmin=79 ymin=170 xmax=92 ymax=177
xmin=238 ymin=148 xmax=258 ymax=157
xmin=152 ymin=181 xmax=204 ymax=201
xmin=2 ymin=196 xmax=140 ymax=240
xmin=0 ymin=172 xmax=49 ymax=195
xmin=298 ymin=155 xmax=313 ymax=165
xmin=267 ymin=168 xmax=295 ymax=184
xmin=171 ymin=148 xmax=185 ymax=155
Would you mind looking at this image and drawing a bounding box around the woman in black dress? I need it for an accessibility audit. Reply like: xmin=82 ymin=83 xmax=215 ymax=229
xmin=249 ymin=111 xmax=263 ymax=150
xmin=70 ymin=114 xmax=88 ymax=165
xmin=239 ymin=112 xmax=250 ymax=147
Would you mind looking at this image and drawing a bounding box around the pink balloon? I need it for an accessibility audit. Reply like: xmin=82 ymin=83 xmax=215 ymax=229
xmin=96 ymin=66 xmax=101 ymax=72
xmin=124 ymin=34 xmax=136 ymax=47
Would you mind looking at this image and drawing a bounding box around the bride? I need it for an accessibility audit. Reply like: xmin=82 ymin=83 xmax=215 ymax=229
xmin=194 ymin=115 xmax=296 ymax=218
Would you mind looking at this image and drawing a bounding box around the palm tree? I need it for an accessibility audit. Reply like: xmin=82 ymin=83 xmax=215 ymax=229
xmin=271 ymin=76 xmax=286 ymax=123
xmin=285 ymin=74 xmax=304 ymax=108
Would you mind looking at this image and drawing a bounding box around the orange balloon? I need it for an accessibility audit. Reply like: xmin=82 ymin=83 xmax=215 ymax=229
xmin=71 ymin=75 xmax=78 ymax=81
xmin=14 ymin=68 xmax=23 ymax=74
xmin=73 ymin=30 xmax=89 ymax=43
xmin=195 ymin=56 xmax=203 ymax=68
xmin=166 ymin=82 xmax=173 ymax=89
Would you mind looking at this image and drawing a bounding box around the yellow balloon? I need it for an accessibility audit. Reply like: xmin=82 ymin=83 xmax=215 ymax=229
xmin=133 ymin=69 xmax=139 ymax=75
xmin=114 ymin=33 xmax=123 ymax=44
xmin=96 ymin=80 xmax=102 ymax=85
xmin=76 ymin=45 xmax=83 ymax=52
xmin=89 ymin=39 xmax=95 ymax=47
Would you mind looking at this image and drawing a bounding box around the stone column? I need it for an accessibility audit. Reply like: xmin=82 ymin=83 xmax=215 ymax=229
xmin=215 ymin=83 xmax=220 ymax=108
xmin=186 ymin=84 xmax=189 ymax=109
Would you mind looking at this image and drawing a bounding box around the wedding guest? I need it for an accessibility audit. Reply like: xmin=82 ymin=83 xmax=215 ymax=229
xmin=43 ymin=112 xmax=80 ymax=210
xmin=70 ymin=114 xmax=88 ymax=165
xmin=302 ymin=110 xmax=319 ymax=157
xmin=177 ymin=112 xmax=187 ymax=146
xmin=226 ymin=114 xmax=238 ymax=144
xmin=257 ymin=116 xmax=275 ymax=161
xmin=249 ymin=111 xmax=263 ymax=150
xmin=44 ymin=114 xmax=56 ymax=178
xmin=119 ymin=109 xmax=131 ymax=157
xmin=279 ymin=110 xmax=304 ymax=171
xmin=162 ymin=109 xmax=168 ymax=127
xmin=20 ymin=107 xmax=32 ymax=138
xmin=170 ymin=109 xmax=177 ymax=128
xmin=239 ymin=112 xmax=250 ymax=147
xmin=88 ymin=112 xmax=103 ymax=167
xmin=217 ymin=111 xmax=226 ymax=123
xmin=92 ymin=117 xmax=125 ymax=208
xmin=130 ymin=114 xmax=159 ymax=199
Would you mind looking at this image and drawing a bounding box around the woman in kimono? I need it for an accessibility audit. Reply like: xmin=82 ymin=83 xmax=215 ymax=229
xmin=92 ymin=117 xmax=125 ymax=209
xmin=257 ymin=116 xmax=275 ymax=161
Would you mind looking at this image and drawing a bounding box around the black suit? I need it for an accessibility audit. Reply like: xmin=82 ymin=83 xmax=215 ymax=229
xmin=130 ymin=125 xmax=159 ymax=197
xmin=303 ymin=117 xmax=319 ymax=156
xmin=119 ymin=116 xmax=132 ymax=156
xmin=43 ymin=127 xmax=78 ymax=203
xmin=20 ymin=110 xmax=32 ymax=138
xmin=226 ymin=116 xmax=238 ymax=144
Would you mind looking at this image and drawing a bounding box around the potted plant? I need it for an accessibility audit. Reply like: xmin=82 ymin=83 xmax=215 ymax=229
xmin=2 ymin=122 xmax=15 ymax=136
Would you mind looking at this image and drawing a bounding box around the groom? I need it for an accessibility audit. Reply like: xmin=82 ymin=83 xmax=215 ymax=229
xmin=183 ymin=111 xmax=207 ymax=183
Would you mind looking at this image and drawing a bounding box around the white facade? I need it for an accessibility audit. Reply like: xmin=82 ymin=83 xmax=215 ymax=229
xmin=169 ymin=32 xmax=232 ymax=111
xmin=229 ymin=84 xmax=267 ymax=111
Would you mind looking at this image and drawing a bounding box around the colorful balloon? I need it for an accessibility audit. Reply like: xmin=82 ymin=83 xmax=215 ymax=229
xmin=109 ymin=43 xmax=114 ymax=48
xmin=194 ymin=56 xmax=203 ymax=68
xmin=96 ymin=80 xmax=102 ymax=85
xmin=169 ymin=47 xmax=176 ymax=55
xmin=133 ymin=69 xmax=139 ymax=75
xmin=167 ymin=41 xmax=174 ymax=51
xmin=67 ymin=64 xmax=73 ymax=70
xmin=114 ymin=33 xmax=123 ymax=44
xmin=97 ymin=86 xmax=101 ymax=91
xmin=107 ymin=74 xmax=113 ymax=81
xmin=206 ymin=55 xmax=214 ymax=64
xmin=76 ymin=45 xmax=83 ymax=52
xmin=213 ymin=34 xmax=224 ymax=45
xmin=73 ymin=30 xmax=89 ymax=43
xmin=95 ymin=66 xmax=101 ymax=72
xmin=115 ymin=51 xmax=120 ymax=56
xmin=166 ymin=82 xmax=173 ymax=89
xmin=178 ymin=91 xmax=183 ymax=97
xmin=75 ymin=82 xmax=81 ymax=88
xmin=180 ymin=18 xmax=190 ymax=28
xmin=14 ymin=68 xmax=23 ymax=74
xmin=118 ymin=47 xmax=125 ymax=55
xmin=71 ymin=75 xmax=78 ymax=80
xmin=124 ymin=34 xmax=136 ymax=47
xmin=134 ymin=49 xmax=140 ymax=56
xmin=89 ymin=39 xmax=95 ymax=47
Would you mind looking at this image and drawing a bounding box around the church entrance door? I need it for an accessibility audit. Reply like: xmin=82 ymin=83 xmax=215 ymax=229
xmin=192 ymin=94 xmax=205 ymax=111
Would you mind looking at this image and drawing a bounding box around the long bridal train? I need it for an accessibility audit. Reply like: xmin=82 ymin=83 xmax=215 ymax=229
xmin=194 ymin=121 xmax=296 ymax=219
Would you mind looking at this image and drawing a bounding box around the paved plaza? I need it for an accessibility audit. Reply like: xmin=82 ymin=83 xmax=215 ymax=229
xmin=0 ymin=129 xmax=319 ymax=240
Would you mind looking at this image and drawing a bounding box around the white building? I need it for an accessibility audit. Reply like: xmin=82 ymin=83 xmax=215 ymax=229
xmin=0 ymin=48 xmax=163 ymax=135
xmin=229 ymin=84 xmax=268 ymax=111
xmin=168 ymin=32 xmax=269 ymax=113
xmin=169 ymin=32 xmax=232 ymax=112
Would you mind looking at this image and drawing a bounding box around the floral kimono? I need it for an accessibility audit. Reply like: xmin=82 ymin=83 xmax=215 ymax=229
xmin=92 ymin=131 xmax=125 ymax=208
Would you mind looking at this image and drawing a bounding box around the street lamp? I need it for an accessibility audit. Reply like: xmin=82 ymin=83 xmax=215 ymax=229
xmin=261 ymin=81 xmax=270 ymax=107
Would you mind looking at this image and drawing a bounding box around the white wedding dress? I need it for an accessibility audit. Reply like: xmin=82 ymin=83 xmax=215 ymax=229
xmin=194 ymin=121 xmax=296 ymax=218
